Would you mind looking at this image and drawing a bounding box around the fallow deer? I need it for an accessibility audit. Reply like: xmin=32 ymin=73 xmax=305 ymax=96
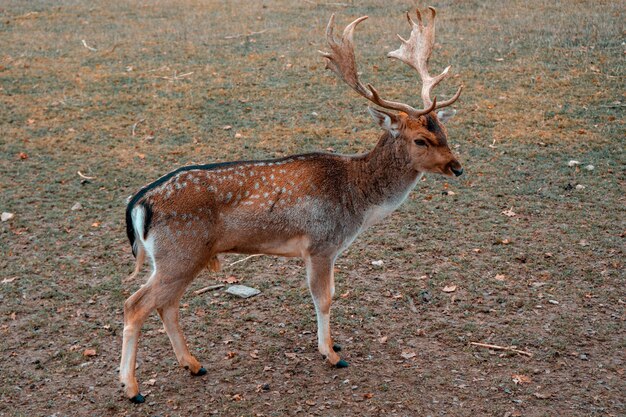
xmin=120 ymin=7 xmax=463 ymax=403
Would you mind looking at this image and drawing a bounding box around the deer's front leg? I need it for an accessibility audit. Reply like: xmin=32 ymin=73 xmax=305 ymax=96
xmin=305 ymin=255 xmax=348 ymax=368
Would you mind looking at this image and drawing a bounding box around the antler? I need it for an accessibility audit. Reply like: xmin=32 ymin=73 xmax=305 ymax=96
xmin=388 ymin=7 xmax=462 ymax=110
xmin=320 ymin=15 xmax=436 ymax=118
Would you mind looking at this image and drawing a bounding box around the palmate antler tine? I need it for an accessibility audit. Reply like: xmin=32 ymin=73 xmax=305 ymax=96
xmin=320 ymin=15 xmax=430 ymax=117
xmin=388 ymin=6 xmax=462 ymax=111
xmin=320 ymin=14 xmax=371 ymax=98
xmin=436 ymin=85 xmax=463 ymax=108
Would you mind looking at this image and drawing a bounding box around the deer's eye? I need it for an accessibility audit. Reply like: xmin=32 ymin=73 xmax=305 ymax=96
xmin=414 ymin=139 xmax=428 ymax=147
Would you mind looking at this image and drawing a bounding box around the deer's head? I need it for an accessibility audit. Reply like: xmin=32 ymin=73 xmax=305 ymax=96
xmin=321 ymin=7 xmax=464 ymax=177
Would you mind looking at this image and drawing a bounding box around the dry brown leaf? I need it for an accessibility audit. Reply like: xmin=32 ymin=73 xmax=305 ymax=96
xmin=400 ymin=351 xmax=416 ymax=360
xmin=512 ymin=374 xmax=532 ymax=385
xmin=218 ymin=275 xmax=239 ymax=284
xmin=442 ymin=285 xmax=457 ymax=293
xmin=249 ymin=350 xmax=259 ymax=359
xmin=534 ymin=392 xmax=552 ymax=399
xmin=144 ymin=378 xmax=157 ymax=386
xmin=284 ymin=352 xmax=297 ymax=359
xmin=495 ymin=274 xmax=506 ymax=281
xmin=501 ymin=208 xmax=517 ymax=217
xmin=363 ymin=393 xmax=374 ymax=399
xmin=83 ymin=349 xmax=97 ymax=357
xmin=340 ymin=290 xmax=350 ymax=298
xmin=379 ymin=336 xmax=388 ymax=344
xmin=225 ymin=351 xmax=236 ymax=359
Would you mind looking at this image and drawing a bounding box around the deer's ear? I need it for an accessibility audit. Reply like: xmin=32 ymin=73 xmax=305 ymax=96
xmin=368 ymin=107 xmax=401 ymax=137
xmin=437 ymin=108 xmax=456 ymax=124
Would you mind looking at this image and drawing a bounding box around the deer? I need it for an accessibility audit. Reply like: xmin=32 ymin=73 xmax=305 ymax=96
xmin=119 ymin=7 xmax=463 ymax=403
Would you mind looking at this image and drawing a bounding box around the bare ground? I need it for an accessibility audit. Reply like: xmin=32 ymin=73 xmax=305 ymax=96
xmin=0 ymin=0 xmax=624 ymax=416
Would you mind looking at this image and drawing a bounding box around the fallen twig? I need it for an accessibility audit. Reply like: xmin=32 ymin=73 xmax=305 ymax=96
xmin=224 ymin=29 xmax=268 ymax=40
xmin=77 ymin=171 xmax=96 ymax=180
xmin=159 ymin=71 xmax=194 ymax=81
xmin=303 ymin=0 xmax=350 ymax=6
xmin=193 ymin=284 xmax=224 ymax=296
xmin=227 ymin=254 xmax=262 ymax=268
xmin=102 ymin=42 xmax=122 ymax=56
xmin=131 ymin=119 xmax=145 ymax=137
xmin=470 ymin=341 xmax=533 ymax=357
xmin=81 ymin=39 xmax=97 ymax=52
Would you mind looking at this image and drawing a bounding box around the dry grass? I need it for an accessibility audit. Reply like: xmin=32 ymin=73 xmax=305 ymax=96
xmin=0 ymin=0 xmax=624 ymax=416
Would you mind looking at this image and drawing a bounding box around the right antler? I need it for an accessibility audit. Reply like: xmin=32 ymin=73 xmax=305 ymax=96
xmin=320 ymin=14 xmax=436 ymax=118
xmin=320 ymin=8 xmax=462 ymax=117
xmin=387 ymin=7 xmax=462 ymax=110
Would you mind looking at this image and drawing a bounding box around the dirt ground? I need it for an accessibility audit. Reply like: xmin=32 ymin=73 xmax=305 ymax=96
xmin=0 ymin=0 xmax=624 ymax=416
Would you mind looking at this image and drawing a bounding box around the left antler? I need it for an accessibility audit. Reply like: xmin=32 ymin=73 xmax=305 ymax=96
xmin=387 ymin=7 xmax=463 ymax=110
xmin=320 ymin=14 xmax=436 ymax=117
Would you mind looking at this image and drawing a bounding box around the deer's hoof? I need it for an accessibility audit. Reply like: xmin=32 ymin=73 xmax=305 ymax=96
xmin=334 ymin=359 xmax=349 ymax=368
xmin=192 ymin=367 xmax=207 ymax=377
xmin=130 ymin=393 xmax=145 ymax=404
xmin=333 ymin=343 xmax=342 ymax=352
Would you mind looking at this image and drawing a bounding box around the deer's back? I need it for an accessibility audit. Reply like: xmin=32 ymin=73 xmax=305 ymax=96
xmin=127 ymin=153 xmax=366 ymax=258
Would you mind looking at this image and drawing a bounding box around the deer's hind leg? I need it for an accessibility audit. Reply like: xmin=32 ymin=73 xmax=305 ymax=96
xmin=120 ymin=262 xmax=205 ymax=403
xmin=157 ymin=298 xmax=206 ymax=376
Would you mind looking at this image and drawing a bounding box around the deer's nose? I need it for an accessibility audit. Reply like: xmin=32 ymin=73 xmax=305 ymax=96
xmin=451 ymin=166 xmax=464 ymax=177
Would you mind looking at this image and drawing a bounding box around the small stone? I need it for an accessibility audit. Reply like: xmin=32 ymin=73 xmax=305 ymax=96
xmin=575 ymin=184 xmax=585 ymax=190
xmin=371 ymin=260 xmax=384 ymax=267
xmin=548 ymin=299 xmax=559 ymax=305
xmin=584 ymin=164 xmax=594 ymax=171
xmin=225 ymin=285 xmax=260 ymax=298
xmin=1 ymin=212 xmax=14 ymax=222
xmin=234 ymin=133 xmax=243 ymax=139
xmin=71 ymin=202 xmax=83 ymax=211
xmin=567 ymin=160 xmax=580 ymax=167
xmin=579 ymin=353 xmax=588 ymax=361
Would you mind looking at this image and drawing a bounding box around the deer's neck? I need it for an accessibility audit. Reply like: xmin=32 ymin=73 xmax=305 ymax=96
xmin=351 ymin=133 xmax=421 ymax=211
